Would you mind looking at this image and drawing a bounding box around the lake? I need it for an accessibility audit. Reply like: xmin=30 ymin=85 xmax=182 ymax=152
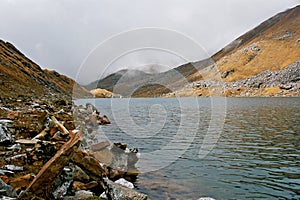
xmin=75 ymin=97 xmax=300 ymax=200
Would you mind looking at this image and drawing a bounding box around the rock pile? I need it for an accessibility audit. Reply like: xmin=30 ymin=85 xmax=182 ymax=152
xmin=0 ymin=98 xmax=147 ymax=199
xmin=191 ymin=60 xmax=300 ymax=96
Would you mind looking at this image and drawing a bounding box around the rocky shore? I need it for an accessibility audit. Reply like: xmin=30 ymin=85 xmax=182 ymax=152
xmin=0 ymin=96 xmax=147 ymax=199
xmin=166 ymin=60 xmax=300 ymax=97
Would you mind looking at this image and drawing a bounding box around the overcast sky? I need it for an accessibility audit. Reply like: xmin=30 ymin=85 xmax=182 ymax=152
xmin=0 ymin=0 xmax=299 ymax=84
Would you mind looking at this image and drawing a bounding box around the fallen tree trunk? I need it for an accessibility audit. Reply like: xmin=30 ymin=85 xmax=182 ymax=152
xmin=22 ymin=130 xmax=83 ymax=198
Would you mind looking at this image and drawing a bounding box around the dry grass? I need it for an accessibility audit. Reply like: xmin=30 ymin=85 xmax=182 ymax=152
xmin=215 ymin=37 xmax=300 ymax=82
xmin=194 ymin=6 xmax=300 ymax=83
xmin=0 ymin=40 xmax=91 ymax=98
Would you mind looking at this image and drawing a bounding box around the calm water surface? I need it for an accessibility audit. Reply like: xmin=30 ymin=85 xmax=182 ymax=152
xmin=75 ymin=97 xmax=300 ymax=200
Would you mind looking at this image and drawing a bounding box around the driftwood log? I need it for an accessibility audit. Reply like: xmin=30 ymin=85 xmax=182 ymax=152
xmin=51 ymin=116 xmax=69 ymax=135
xmin=22 ymin=130 xmax=83 ymax=198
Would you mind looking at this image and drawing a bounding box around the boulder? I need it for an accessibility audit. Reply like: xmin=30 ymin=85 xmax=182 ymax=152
xmin=91 ymin=140 xmax=110 ymax=151
xmin=93 ymin=148 xmax=113 ymax=166
xmin=52 ymin=181 xmax=72 ymax=199
xmin=100 ymin=115 xmax=110 ymax=125
xmin=102 ymin=178 xmax=148 ymax=200
xmin=72 ymin=180 xmax=98 ymax=191
xmin=0 ymin=178 xmax=18 ymax=198
xmin=115 ymin=178 xmax=134 ymax=189
xmin=0 ymin=119 xmax=14 ymax=144
xmin=72 ymin=164 xmax=90 ymax=183
xmin=74 ymin=190 xmax=94 ymax=199
xmin=110 ymin=143 xmax=139 ymax=174
xmin=71 ymin=150 xmax=106 ymax=180
xmin=110 ymin=148 xmax=128 ymax=172
xmin=63 ymin=190 xmax=94 ymax=200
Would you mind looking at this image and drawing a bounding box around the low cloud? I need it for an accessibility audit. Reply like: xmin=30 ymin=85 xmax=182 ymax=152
xmin=0 ymin=0 xmax=298 ymax=84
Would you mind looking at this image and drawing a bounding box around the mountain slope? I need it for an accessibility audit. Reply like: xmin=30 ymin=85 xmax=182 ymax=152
xmin=87 ymin=59 xmax=212 ymax=97
xmin=0 ymin=39 xmax=92 ymax=99
xmin=88 ymin=5 xmax=300 ymax=97
xmin=85 ymin=69 xmax=152 ymax=91
xmin=208 ymin=4 xmax=300 ymax=82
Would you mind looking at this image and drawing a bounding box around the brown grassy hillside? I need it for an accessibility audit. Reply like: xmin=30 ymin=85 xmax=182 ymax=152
xmin=209 ymin=5 xmax=300 ymax=82
xmin=0 ymin=39 xmax=91 ymax=99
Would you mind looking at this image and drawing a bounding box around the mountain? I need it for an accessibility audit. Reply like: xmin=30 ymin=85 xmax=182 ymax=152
xmin=86 ymin=59 xmax=212 ymax=97
xmin=205 ymin=4 xmax=300 ymax=82
xmin=85 ymin=69 xmax=151 ymax=91
xmin=0 ymin=39 xmax=92 ymax=99
xmin=87 ymin=5 xmax=300 ymax=97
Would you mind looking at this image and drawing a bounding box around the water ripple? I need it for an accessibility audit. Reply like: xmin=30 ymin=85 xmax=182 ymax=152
xmin=76 ymin=97 xmax=300 ymax=199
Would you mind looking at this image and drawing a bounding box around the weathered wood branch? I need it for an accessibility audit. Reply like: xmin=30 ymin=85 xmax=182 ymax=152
xmin=22 ymin=130 xmax=83 ymax=198
xmin=51 ymin=116 xmax=69 ymax=135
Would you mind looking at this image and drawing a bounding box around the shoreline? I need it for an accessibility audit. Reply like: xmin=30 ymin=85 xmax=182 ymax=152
xmin=0 ymin=97 xmax=147 ymax=199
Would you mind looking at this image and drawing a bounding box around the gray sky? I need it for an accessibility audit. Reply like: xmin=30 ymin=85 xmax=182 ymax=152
xmin=0 ymin=0 xmax=299 ymax=84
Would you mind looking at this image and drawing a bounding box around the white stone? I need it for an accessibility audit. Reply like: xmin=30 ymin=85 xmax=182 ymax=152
xmin=198 ymin=197 xmax=216 ymax=200
xmin=99 ymin=192 xmax=107 ymax=198
xmin=115 ymin=178 xmax=134 ymax=189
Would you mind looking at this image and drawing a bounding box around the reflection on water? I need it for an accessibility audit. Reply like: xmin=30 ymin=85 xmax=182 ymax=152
xmin=75 ymin=97 xmax=300 ymax=199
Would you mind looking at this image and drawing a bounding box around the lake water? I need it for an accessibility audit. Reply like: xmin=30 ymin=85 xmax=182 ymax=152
xmin=75 ymin=97 xmax=300 ymax=200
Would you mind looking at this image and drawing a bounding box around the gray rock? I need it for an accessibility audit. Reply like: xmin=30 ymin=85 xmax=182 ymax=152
xmin=5 ymin=154 xmax=27 ymax=163
xmin=0 ymin=60 xmax=10 ymax=67
xmin=99 ymin=192 xmax=107 ymax=199
xmin=73 ymin=165 xmax=90 ymax=182
xmin=91 ymin=140 xmax=110 ymax=151
xmin=110 ymin=149 xmax=128 ymax=172
xmin=279 ymin=84 xmax=293 ymax=90
xmin=93 ymin=148 xmax=113 ymax=166
xmin=278 ymin=31 xmax=293 ymax=40
xmin=115 ymin=178 xmax=134 ymax=189
xmin=0 ymin=169 xmax=14 ymax=176
xmin=0 ymin=120 xmax=14 ymax=144
xmin=52 ymin=181 xmax=72 ymax=199
xmin=86 ymin=103 xmax=98 ymax=114
xmin=0 ymin=107 xmax=12 ymax=112
xmin=0 ymin=178 xmax=18 ymax=198
xmin=70 ymin=190 xmax=93 ymax=200
xmin=221 ymin=69 xmax=235 ymax=79
xmin=2 ymin=165 xmax=23 ymax=171
xmin=102 ymin=178 xmax=148 ymax=200
xmin=7 ymin=144 xmax=21 ymax=151
xmin=0 ymin=196 xmax=17 ymax=200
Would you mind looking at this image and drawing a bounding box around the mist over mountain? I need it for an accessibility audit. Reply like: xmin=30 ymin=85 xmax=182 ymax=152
xmin=86 ymin=5 xmax=300 ymax=97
